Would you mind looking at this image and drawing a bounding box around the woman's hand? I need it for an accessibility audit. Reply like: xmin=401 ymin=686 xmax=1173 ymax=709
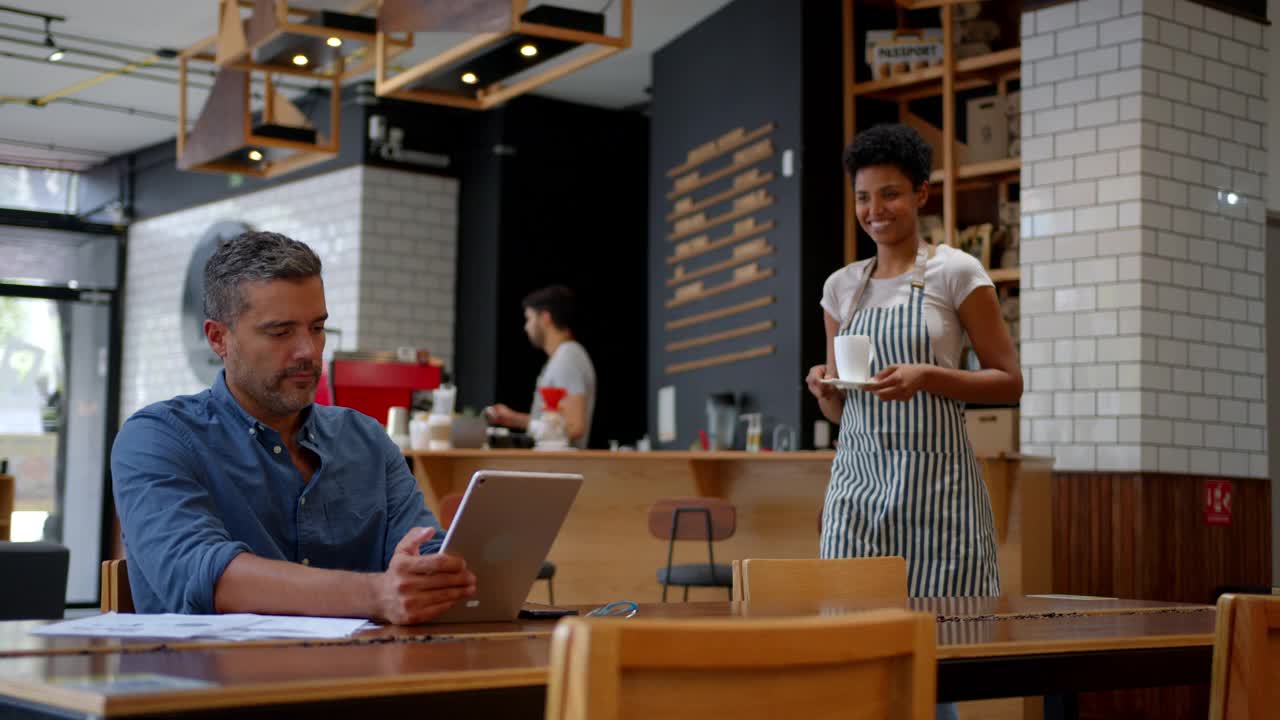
xmin=806 ymin=364 xmax=841 ymax=402
xmin=870 ymin=364 xmax=931 ymax=402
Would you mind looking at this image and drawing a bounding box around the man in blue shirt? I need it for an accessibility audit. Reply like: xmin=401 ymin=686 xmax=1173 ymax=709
xmin=111 ymin=231 xmax=475 ymax=623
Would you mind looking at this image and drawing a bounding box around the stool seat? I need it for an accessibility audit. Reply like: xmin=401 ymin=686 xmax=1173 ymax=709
xmin=657 ymin=563 xmax=733 ymax=587
xmin=0 ymin=541 xmax=68 ymax=620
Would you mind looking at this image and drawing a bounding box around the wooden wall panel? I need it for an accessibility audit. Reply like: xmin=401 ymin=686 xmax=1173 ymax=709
xmin=1052 ymin=472 xmax=1272 ymax=720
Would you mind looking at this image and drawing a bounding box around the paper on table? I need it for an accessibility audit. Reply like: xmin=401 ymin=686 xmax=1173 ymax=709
xmin=31 ymin=612 xmax=373 ymax=640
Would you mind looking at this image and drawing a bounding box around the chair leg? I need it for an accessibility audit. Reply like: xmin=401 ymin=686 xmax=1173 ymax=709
xmin=546 ymin=577 xmax=555 ymax=606
xmin=683 ymin=585 xmax=689 ymax=602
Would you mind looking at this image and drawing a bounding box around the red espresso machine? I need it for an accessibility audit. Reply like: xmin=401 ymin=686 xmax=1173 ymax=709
xmin=316 ymin=351 xmax=442 ymax=423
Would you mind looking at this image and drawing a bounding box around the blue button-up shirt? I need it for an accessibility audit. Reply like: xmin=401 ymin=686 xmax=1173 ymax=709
xmin=111 ymin=371 xmax=442 ymax=614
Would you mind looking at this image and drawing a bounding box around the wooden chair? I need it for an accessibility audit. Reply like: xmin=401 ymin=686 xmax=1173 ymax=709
xmin=648 ymin=497 xmax=736 ymax=602
xmin=99 ymin=558 xmax=134 ymax=613
xmin=438 ymin=492 xmax=557 ymax=605
xmin=1209 ymin=592 xmax=1280 ymax=719
xmin=546 ymin=609 xmax=936 ymax=720
xmin=732 ymin=557 xmax=908 ymax=604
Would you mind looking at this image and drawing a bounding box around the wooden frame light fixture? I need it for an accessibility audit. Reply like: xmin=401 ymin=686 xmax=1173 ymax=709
xmin=175 ymin=51 xmax=340 ymax=178
xmin=374 ymin=0 xmax=632 ymax=110
xmin=185 ymin=0 xmax=413 ymax=81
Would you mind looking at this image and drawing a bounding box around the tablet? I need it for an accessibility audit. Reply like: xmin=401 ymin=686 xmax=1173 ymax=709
xmin=429 ymin=470 xmax=583 ymax=623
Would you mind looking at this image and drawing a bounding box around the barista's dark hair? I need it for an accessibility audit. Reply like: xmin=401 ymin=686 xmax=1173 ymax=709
xmin=523 ymin=285 xmax=576 ymax=332
xmin=842 ymin=123 xmax=932 ymax=188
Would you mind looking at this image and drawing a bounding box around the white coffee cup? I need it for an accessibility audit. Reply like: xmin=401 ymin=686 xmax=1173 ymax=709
xmin=834 ymin=335 xmax=875 ymax=382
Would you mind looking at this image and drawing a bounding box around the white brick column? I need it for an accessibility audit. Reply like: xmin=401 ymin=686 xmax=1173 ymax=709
xmin=123 ymin=166 xmax=459 ymax=418
xmin=1019 ymin=0 xmax=1268 ymax=478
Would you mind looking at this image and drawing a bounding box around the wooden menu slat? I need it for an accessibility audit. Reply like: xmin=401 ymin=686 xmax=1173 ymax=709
xmin=667 ymin=195 xmax=774 ymax=242
xmin=665 ymin=268 xmax=774 ymax=309
xmin=666 ymin=171 xmax=775 ymax=222
xmin=667 ymin=242 xmax=773 ymax=287
xmin=666 ymin=296 xmax=775 ymax=332
xmin=666 ymin=143 xmax=775 ymax=201
xmin=665 ymin=320 xmax=774 ymax=353
xmin=667 ymin=221 xmax=774 ymax=265
xmin=666 ymin=345 xmax=775 ymax=375
xmin=665 ymin=122 xmax=776 ymax=178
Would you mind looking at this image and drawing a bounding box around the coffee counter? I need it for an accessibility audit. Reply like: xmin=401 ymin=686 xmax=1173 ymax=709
xmin=404 ymin=450 xmax=1052 ymax=605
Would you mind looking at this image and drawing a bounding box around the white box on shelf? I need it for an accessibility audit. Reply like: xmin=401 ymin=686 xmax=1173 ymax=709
xmin=966 ymin=95 xmax=1009 ymax=163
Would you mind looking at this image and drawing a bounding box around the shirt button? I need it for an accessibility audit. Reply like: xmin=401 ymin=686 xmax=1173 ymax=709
xmin=302 ymin=558 xmax=310 ymax=566
xmin=248 ymin=428 xmax=256 ymax=436
xmin=309 ymin=432 xmax=315 ymax=440
xmin=299 ymin=497 xmax=306 ymax=506
xmin=273 ymin=445 xmax=282 ymax=454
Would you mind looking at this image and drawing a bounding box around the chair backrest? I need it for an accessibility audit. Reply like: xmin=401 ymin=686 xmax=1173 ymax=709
xmin=647 ymin=497 xmax=735 ymax=541
xmin=438 ymin=492 xmax=463 ymax=529
xmin=1210 ymin=593 xmax=1280 ymax=719
xmin=0 ymin=541 xmax=68 ymax=620
xmin=0 ymin=472 xmax=14 ymax=541
xmin=546 ymin=609 xmax=936 ymax=720
xmin=735 ymin=557 xmax=909 ymax=605
xmin=99 ymin=558 xmax=134 ymax=613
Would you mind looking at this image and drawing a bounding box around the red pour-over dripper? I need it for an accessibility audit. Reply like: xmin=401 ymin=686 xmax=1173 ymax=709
xmin=539 ymin=386 xmax=568 ymax=411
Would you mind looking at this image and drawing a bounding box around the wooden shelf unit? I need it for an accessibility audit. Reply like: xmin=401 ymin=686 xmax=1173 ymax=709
xmin=666 ymin=220 xmax=774 ymax=265
xmin=665 ymin=123 xmax=776 ymax=178
xmin=666 ymin=171 xmax=775 ymax=222
xmin=844 ymin=0 xmax=1022 ymax=359
xmin=988 ymin=267 xmax=1019 ymax=284
xmin=665 ymin=146 xmax=775 ymax=201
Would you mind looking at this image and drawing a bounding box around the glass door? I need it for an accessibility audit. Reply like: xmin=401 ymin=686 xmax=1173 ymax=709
xmin=0 ymin=294 xmax=112 ymax=604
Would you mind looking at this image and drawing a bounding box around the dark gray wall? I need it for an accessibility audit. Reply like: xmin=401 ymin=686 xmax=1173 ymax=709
xmin=648 ymin=0 xmax=841 ymax=449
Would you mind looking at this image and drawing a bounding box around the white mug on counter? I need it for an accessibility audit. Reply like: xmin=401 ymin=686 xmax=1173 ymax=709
xmin=834 ymin=334 xmax=875 ymax=382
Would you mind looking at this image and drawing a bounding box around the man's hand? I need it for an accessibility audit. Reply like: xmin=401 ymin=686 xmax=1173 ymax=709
xmin=373 ymin=527 xmax=476 ymax=625
xmin=484 ymin=403 xmax=521 ymax=428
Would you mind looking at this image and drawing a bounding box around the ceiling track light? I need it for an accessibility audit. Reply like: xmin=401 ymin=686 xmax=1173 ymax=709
xmin=43 ymin=17 xmax=65 ymax=62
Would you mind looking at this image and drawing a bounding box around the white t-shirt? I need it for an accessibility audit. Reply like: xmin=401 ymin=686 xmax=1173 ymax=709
xmin=530 ymin=340 xmax=597 ymax=449
xmin=820 ymin=244 xmax=993 ymax=370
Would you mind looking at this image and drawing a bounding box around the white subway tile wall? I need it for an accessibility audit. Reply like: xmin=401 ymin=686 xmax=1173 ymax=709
xmin=122 ymin=166 xmax=458 ymax=421
xmin=1020 ymin=0 xmax=1267 ymax=477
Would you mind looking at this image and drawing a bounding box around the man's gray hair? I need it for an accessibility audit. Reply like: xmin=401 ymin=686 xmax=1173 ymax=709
xmin=203 ymin=230 xmax=322 ymax=325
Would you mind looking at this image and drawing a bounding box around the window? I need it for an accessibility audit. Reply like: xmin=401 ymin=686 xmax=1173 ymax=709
xmin=0 ymin=165 xmax=79 ymax=214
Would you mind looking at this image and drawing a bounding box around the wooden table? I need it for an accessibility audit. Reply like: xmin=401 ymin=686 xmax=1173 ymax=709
xmin=0 ymin=596 xmax=1215 ymax=718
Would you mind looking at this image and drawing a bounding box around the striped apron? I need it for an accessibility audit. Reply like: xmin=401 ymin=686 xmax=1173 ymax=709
xmin=820 ymin=246 xmax=1000 ymax=598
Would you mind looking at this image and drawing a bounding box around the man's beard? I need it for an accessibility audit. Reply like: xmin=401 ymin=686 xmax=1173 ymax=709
xmin=236 ymin=362 xmax=320 ymax=416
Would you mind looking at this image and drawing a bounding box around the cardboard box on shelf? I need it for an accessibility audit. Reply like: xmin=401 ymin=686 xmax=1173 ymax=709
xmin=904 ymin=112 xmax=968 ymax=170
xmin=966 ymin=408 xmax=1019 ymax=456
xmin=966 ymin=95 xmax=1009 ymax=163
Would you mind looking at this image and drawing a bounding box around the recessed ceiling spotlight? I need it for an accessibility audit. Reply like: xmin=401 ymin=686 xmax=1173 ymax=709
xmin=461 ymin=72 xmax=478 ymax=84
xmin=47 ymin=48 xmax=65 ymax=62
xmin=248 ymin=149 xmax=263 ymax=162
xmin=292 ymin=54 xmax=309 ymax=66
xmin=520 ymin=44 xmax=537 ymax=57
xmin=326 ymin=37 xmax=342 ymax=48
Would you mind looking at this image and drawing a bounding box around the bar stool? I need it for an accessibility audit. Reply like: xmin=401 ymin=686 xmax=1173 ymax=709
xmin=438 ymin=493 xmax=556 ymax=604
xmin=648 ymin=496 xmax=736 ymax=601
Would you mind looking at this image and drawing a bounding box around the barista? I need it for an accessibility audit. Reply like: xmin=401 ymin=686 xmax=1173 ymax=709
xmin=485 ymin=286 xmax=597 ymax=449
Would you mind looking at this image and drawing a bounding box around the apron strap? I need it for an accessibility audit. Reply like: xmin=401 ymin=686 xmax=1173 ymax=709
xmin=840 ymin=243 xmax=930 ymax=332
xmin=911 ymin=244 xmax=928 ymax=289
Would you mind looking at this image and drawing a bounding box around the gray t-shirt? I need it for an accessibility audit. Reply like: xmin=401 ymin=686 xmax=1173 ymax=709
xmin=530 ymin=340 xmax=597 ymax=448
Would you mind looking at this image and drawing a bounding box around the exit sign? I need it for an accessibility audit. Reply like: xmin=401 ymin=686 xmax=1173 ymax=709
xmin=1204 ymin=480 xmax=1234 ymax=526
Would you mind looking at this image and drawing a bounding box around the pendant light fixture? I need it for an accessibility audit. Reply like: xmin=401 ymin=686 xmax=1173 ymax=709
xmin=374 ymin=0 xmax=631 ymax=110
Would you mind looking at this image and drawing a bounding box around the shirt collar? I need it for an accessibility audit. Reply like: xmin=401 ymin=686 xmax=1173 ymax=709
xmin=211 ymin=370 xmax=318 ymax=440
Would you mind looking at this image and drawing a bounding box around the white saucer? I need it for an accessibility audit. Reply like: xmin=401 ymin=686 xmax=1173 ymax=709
xmin=821 ymin=377 xmax=875 ymax=391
